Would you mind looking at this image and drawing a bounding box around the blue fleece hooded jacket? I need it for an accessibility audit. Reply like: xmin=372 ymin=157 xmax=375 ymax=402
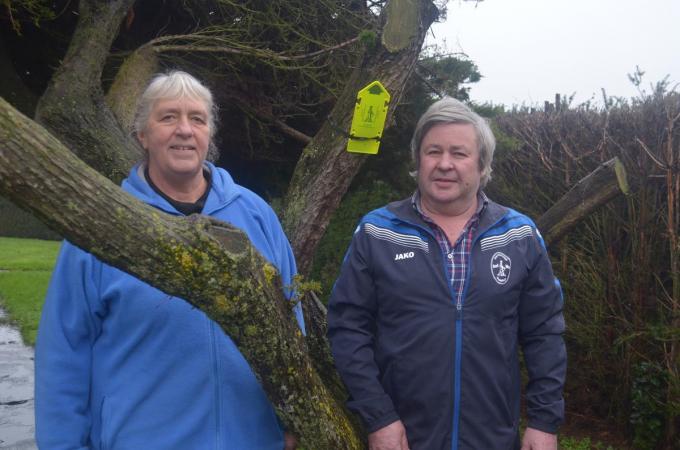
xmin=35 ymin=163 xmax=304 ymax=449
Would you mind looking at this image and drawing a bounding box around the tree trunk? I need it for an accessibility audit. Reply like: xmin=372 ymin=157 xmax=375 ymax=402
xmin=537 ymin=157 xmax=630 ymax=246
xmin=105 ymin=44 xmax=159 ymax=131
xmin=282 ymin=0 xmax=439 ymax=274
xmin=34 ymin=0 xmax=139 ymax=184
xmin=0 ymin=97 xmax=364 ymax=449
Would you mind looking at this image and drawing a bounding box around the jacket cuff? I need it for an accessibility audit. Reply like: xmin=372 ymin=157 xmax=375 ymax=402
xmin=348 ymin=394 xmax=400 ymax=433
xmin=366 ymin=410 xmax=401 ymax=433
xmin=527 ymin=418 xmax=560 ymax=434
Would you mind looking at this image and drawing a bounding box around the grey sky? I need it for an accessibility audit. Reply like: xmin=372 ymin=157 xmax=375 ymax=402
xmin=428 ymin=0 xmax=680 ymax=107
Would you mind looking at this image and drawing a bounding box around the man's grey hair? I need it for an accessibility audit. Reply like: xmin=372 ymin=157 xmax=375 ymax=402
xmin=133 ymin=70 xmax=219 ymax=161
xmin=410 ymin=97 xmax=496 ymax=188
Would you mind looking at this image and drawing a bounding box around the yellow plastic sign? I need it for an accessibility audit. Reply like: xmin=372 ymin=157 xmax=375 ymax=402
xmin=346 ymin=81 xmax=391 ymax=154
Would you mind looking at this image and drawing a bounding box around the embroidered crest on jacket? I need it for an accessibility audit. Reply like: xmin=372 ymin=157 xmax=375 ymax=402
xmin=491 ymin=252 xmax=511 ymax=285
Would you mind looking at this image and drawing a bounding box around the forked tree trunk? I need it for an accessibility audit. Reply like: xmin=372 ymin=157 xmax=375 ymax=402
xmin=0 ymin=97 xmax=364 ymax=449
xmin=34 ymin=0 xmax=140 ymax=183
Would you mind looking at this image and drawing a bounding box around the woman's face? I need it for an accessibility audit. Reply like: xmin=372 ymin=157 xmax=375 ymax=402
xmin=138 ymin=96 xmax=211 ymax=184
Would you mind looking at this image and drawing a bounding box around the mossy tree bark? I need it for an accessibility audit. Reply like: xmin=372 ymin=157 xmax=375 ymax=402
xmin=0 ymin=97 xmax=365 ymax=449
xmin=282 ymin=0 xmax=439 ymax=274
xmin=34 ymin=0 xmax=139 ymax=184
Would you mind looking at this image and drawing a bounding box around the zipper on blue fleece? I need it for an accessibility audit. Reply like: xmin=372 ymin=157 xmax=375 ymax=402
xmin=209 ymin=321 xmax=222 ymax=448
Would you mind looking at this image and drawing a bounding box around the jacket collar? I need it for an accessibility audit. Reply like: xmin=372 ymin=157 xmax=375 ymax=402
xmin=410 ymin=190 xmax=489 ymax=221
xmin=121 ymin=161 xmax=240 ymax=215
xmin=387 ymin=191 xmax=508 ymax=239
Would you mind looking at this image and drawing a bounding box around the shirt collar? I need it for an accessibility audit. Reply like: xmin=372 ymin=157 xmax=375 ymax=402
xmin=411 ymin=190 xmax=488 ymax=220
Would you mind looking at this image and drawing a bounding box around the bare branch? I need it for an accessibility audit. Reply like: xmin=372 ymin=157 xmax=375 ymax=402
xmin=151 ymin=34 xmax=361 ymax=62
xmin=636 ymin=138 xmax=668 ymax=169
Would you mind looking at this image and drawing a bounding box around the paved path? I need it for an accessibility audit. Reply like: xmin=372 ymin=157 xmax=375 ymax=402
xmin=0 ymin=309 xmax=36 ymax=449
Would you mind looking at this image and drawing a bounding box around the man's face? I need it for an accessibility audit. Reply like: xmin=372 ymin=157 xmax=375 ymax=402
xmin=138 ymin=97 xmax=210 ymax=184
xmin=417 ymin=122 xmax=482 ymax=213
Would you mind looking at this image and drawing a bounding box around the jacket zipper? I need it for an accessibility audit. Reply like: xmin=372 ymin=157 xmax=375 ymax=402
xmin=392 ymin=212 xmax=507 ymax=450
xmin=451 ymin=214 xmax=506 ymax=450
xmin=209 ymin=321 xmax=222 ymax=449
xmin=451 ymin=259 xmax=469 ymax=450
xmin=446 ymin=250 xmax=463 ymax=450
xmin=392 ymin=217 xmax=464 ymax=450
xmin=388 ymin=216 xmax=464 ymax=449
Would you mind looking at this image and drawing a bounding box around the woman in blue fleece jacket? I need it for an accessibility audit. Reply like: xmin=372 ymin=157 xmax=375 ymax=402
xmin=35 ymin=71 xmax=303 ymax=449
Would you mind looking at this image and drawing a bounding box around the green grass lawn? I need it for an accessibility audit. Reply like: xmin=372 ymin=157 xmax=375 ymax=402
xmin=0 ymin=236 xmax=60 ymax=345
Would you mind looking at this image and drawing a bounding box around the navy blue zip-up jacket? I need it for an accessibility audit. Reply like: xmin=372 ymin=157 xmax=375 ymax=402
xmin=327 ymin=196 xmax=566 ymax=450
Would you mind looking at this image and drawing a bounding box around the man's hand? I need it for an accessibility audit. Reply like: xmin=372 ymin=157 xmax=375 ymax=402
xmin=283 ymin=432 xmax=297 ymax=450
xmin=521 ymin=427 xmax=557 ymax=450
xmin=368 ymin=420 xmax=410 ymax=450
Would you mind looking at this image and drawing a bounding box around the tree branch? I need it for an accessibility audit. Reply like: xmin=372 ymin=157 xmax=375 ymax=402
xmin=537 ymin=157 xmax=630 ymax=246
xmin=150 ymin=34 xmax=361 ymax=61
xmin=273 ymin=119 xmax=313 ymax=144
xmin=105 ymin=44 xmax=159 ymax=131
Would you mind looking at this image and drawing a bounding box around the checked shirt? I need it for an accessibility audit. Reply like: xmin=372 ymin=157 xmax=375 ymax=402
xmin=412 ymin=191 xmax=488 ymax=310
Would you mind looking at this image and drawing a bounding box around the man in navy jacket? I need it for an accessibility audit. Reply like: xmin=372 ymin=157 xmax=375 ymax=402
xmin=327 ymin=98 xmax=566 ymax=450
